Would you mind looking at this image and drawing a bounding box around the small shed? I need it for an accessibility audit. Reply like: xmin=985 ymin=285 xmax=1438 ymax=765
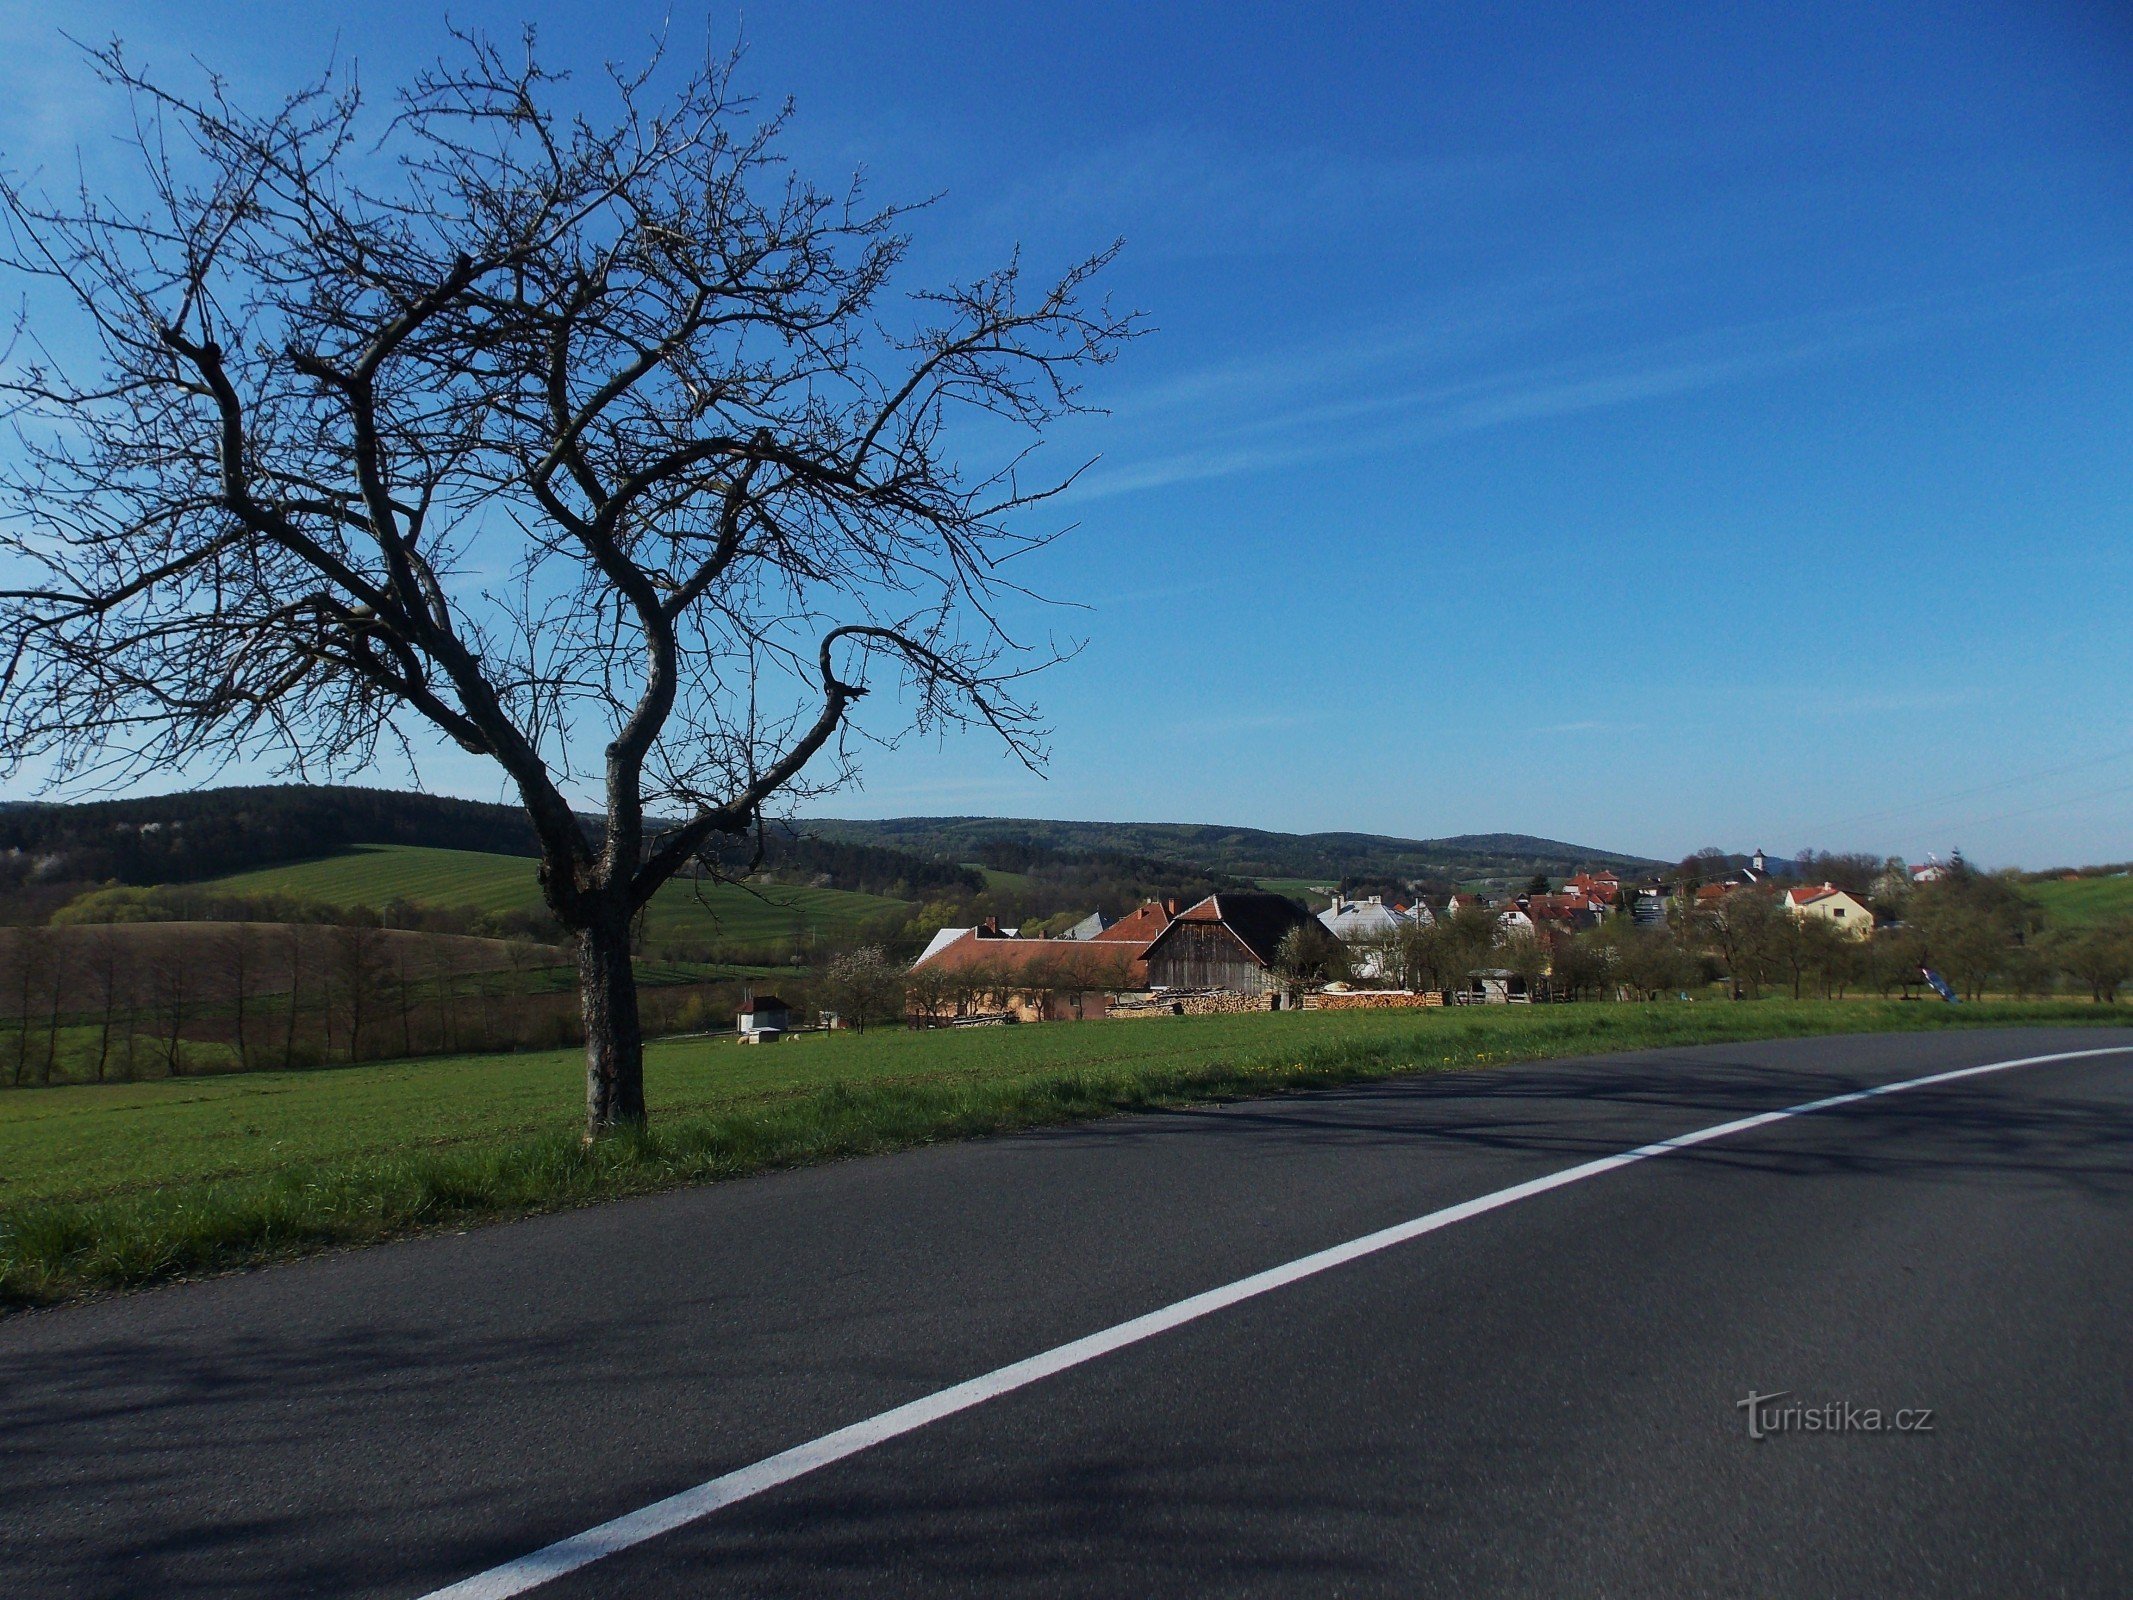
xmin=1463 ymin=968 xmax=1532 ymax=1004
xmin=737 ymin=992 xmax=792 ymax=1040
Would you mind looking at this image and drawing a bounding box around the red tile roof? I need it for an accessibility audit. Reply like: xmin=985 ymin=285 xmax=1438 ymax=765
xmin=1785 ymin=883 xmax=1851 ymax=907
xmin=1090 ymin=899 xmax=1174 ymax=948
xmin=911 ymin=931 xmax=1141 ymax=984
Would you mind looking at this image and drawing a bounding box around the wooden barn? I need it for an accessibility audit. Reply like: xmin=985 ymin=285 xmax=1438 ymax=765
xmin=1137 ymin=892 xmax=1317 ymax=994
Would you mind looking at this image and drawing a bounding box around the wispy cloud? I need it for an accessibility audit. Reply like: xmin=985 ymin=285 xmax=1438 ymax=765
xmin=968 ymin=125 xmax=1539 ymax=265
xmin=1062 ymin=261 xmax=2129 ymax=504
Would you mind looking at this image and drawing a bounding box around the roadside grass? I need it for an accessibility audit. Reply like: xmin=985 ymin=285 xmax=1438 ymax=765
xmin=199 ymin=843 xmax=909 ymax=946
xmin=3 ymin=1000 xmax=2125 ymax=1309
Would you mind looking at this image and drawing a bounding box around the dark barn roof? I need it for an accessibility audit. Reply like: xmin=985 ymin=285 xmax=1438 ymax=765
xmin=1144 ymin=891 xmax=1316 ymax=971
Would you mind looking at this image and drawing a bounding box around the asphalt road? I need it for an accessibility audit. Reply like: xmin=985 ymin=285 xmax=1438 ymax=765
xmin=5 ymin=1026 xmax=2132 ymax=1599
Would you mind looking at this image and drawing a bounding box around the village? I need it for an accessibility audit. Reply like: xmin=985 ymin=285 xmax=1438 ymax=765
xmin=730 ymin=852 xmax=1994 ymax=1038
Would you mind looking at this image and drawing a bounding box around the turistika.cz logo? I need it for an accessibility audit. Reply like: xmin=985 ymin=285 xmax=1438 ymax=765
xmin=1736 ymin=1390 xmax=1936 ymax=1440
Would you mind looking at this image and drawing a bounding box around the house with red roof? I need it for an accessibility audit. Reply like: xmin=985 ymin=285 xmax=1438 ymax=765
xmin=907 ymin=929 xmax=1140 ymax=1021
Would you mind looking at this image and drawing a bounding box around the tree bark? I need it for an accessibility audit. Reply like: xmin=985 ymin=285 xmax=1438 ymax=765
xmin=579 ymin=908 xmax=646 ymax=1139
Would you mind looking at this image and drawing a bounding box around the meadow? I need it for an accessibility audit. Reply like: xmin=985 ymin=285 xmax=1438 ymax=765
xmin=3 ymin=998 xmax=2121 ymax=1308
xmin=202 ymin=843 xmax=909 ymax=949
xmin=2026 ymin=874 xmax=2133 ymax=929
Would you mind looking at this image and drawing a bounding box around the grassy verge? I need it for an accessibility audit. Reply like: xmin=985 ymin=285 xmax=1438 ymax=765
xmin=3 ymin=1000 xmax=2124 ymax=1309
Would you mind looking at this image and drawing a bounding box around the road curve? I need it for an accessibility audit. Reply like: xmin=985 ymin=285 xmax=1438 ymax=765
xmin=4 ymin=1026 xmax=2130 ymax=1598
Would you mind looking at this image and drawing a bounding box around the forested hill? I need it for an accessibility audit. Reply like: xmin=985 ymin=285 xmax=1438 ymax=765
xmin=1 ymin=787 xmax=543 ymax=884
xmin=805 ymin=816 xmax=1666 ymax=883
xmin=0 ymin=787 xmax=979 ymax=900
xmin=3 ymin=785 xmax=1663 ymax=898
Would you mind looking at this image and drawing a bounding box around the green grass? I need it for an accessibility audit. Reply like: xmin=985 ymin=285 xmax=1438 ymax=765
xmin=3 ymin=999 xmax=2125 ymax=1309
xmin=2028 ymin=874 xmax=2133 ymax=929
xmin=201 ymin=843 xmax=909 ymax=947
xmin=1256 ymin=878 xmax=1332 ymax=906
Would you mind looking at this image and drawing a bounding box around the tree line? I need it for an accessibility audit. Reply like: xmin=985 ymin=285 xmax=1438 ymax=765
xmin=0 ymin=921 xmax=738 ymax=1086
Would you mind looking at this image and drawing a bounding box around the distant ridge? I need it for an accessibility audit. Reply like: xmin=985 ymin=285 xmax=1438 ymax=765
xmin=2 ymin=784 xmax=1665 ymax=891
xmin=802 ymin=816 xmax=1665 ymax=884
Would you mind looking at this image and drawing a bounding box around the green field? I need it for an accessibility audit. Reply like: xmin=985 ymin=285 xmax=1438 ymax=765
xmin=972 ymin=865 xmax=1043 ymax=896
xmin=1256 ymin=878 xmax=1333 ymax=907
xmin=2028 ymin=875 xmax=2133 ymax=929
xmin=3 ymin=999 xmax=2123 ymax=1307
xmin=201 ymin=844 xmax=909 ymax=948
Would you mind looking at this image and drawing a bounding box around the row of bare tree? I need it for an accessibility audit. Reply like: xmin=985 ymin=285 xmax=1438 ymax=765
xmin=0 ymin=923 xmax=584 ymax=1084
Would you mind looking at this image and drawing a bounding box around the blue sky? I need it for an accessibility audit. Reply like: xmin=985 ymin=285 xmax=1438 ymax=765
xmin=2 ymin=1 xmax=2129 ymax=865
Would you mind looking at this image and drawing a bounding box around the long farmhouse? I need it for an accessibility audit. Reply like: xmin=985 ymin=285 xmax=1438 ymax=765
xmin=908 ymin=890 xmax=1317 ymax=1022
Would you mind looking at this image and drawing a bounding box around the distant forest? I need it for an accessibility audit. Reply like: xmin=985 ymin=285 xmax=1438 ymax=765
xmin=808 ymin=816 xmax=1666 ymax=885
xmin=0 ymin=787 xmax=981 ymax=901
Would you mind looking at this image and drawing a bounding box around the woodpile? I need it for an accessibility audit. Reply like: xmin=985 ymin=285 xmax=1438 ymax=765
xmin=1302 ymin=990 xmax=1446 ymax=1011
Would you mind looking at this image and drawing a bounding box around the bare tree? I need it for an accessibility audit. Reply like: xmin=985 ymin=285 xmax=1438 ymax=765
xmin=330 ymin=922 xmax=389 ymax=1062
xmin=282 ymin=922 xmax=307 ymax=1068
xmin=213 ymin=923 xmax=257 ymax=1070
xmin=392 ymin=938 xmax=417 ymax=1059
xmin=149 ymin=946 xmax=191 ymax=1076
xmin=38 ymin=927 xmax=74 ymax=1082
xmin=1271 ymin=923 xmax=1349 ymax=997
xmin=88 ymin=923 xmax=128 ymax=1081
xmin=3 ymin=925 xmax=54 ymax=1085
xmin=426 ymin=940 xmax=457 ymax=1053
xmin=0 ymin=31 xmax=1134 ymax=1134
xmin=942 ymin=959 xmax=987 ymax=1023
xmin=904 ymin=960 xmax=954 ymax=1028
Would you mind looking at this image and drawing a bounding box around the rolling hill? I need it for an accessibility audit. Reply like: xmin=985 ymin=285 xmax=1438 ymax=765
xmin=200 ymin=845 xmax=907 ymax=950
xmin=804 ymin=816 xmax=1666 ymax=885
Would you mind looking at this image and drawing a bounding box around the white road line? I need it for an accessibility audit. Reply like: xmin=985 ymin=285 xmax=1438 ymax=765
xmin=420 ymin=1042 xmax=2131 ymax=1600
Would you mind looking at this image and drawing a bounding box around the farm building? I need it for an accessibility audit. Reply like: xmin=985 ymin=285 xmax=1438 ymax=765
xmin=914 ymin=919 xmax=1020 ymax=964
xmin=736 ymin=992 xmax=791 ymax=1038
xmin=1137 ymin=891 xmax=1318 ymax=994
xmin=1089 ymin=897 xmax=1178 ymax=951
xmin=906 ymin=931 xmax=1138 ymax=1022
xmin=1462 ymin=968 xmax=1543 ymax=1004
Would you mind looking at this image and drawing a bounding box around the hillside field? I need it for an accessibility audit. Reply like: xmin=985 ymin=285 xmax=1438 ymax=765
xmin=2027 ymin=874 xmax=2133 ymax=928
xmin=200 ymin=844 xmax=909 ymax=950
xmin=1255 ymin=878 xmax=1333 ymax=908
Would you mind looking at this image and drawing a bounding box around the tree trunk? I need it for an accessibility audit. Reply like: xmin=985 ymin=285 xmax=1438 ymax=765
xmin=579 ymin=910 xmax=646 ymax=1138
xmin=284 ymin=927 xmax=303 ymax=1069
